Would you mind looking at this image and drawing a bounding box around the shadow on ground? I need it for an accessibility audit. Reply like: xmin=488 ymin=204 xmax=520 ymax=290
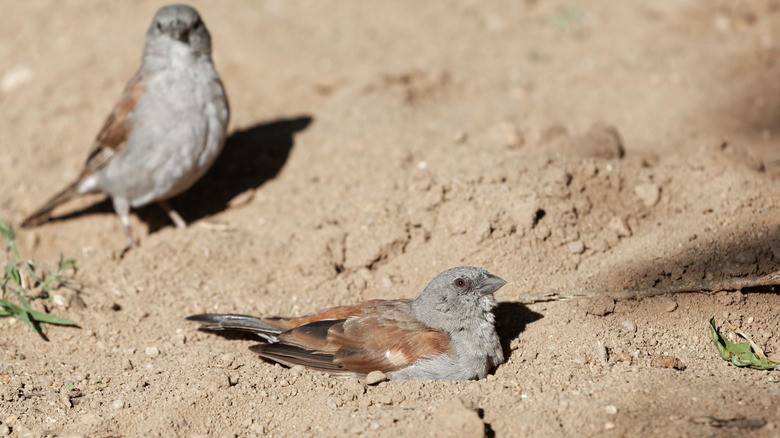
xmin=494 ymin=301 xmax=543 ymax=362
xmin=149 ymin=115 xmax=314 ymax=231
xmin=586 ymin=222 xmax=780 ymax=297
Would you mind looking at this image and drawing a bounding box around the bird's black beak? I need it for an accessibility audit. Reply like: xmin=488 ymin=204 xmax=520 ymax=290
xmin=477 ymin=273 xmax=507 ymax=296
xmin=169 ymin=23 xmax=190 ymax=43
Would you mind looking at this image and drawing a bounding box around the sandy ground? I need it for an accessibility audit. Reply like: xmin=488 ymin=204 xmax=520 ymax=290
xmin=2 ymin=0 xmax=780 ymax=436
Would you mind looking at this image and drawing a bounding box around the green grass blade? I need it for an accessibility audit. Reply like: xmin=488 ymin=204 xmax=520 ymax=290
xmin=16 ymin=309 xmax=36 ymax=332
xmin=0 ymin=298 xmax=24 ymax=313
xmin=26 ymin=308 xmax=76 ymax=326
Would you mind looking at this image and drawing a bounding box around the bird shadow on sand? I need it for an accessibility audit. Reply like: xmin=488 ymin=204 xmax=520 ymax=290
xmin=46 ymin=115 xmax=313 ymax=232
xmin=144 ymin=115 xmax=313 ymax=231
xmin=494 ymin=301 xmax=543 ymax=363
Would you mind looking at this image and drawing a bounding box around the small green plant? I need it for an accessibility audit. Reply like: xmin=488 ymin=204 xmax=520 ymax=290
xmin=710 ymin=318 xmax=780 ymax=370
xmin=0 ymin=221 xmax=79 ymax=337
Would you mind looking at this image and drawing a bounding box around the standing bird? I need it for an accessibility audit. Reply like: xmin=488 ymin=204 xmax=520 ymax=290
xmin=188 ymin=267 xmax=507 ymax=381
xmin=21 ymin=4 xmax=230 ymax=249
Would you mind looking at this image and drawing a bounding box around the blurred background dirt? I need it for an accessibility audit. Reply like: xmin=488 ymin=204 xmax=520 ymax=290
xmin=1 ymin=1 xmax=780 ymax=436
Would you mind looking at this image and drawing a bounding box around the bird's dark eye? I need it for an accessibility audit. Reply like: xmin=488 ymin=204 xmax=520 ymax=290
xmin=193 ymin=18 xmax=202 ymax=29
xmin=454 ymin=278 xmax=466 ymax=288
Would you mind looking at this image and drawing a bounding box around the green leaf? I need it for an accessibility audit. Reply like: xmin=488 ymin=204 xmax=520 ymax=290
xmin=709 ymin=318 xmax=779 ymax=370
xmin=16 ymin=309 xmax=35 ymax=332
xmin=26 ymin=308 xmax=76 ymax=326
xmin=0 ymin=298 xmax=25 ymax=314
xmin=11 ymin=287 xmax=32 ymax=311
xmin=0 ymin=298 xmax=77 ymax=335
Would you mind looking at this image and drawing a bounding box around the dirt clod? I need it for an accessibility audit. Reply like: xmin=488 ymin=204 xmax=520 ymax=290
xmin=430 ymin=398 xmax=485 ymax=438
xmin=650 ymin=355 xmax=687 ymax=371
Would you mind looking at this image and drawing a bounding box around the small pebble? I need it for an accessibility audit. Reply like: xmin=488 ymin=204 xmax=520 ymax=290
xmin=366 ymin=371 xmax=388 ymax=385
xmin=634 ymin=183 xmax=660 ymax=207
xmin=596 ymin=340 xmax=609 ymax=364
xmin=219 ymin=353 xmax=235 ymax=368
xmin=52 ymin=293 xmax=69 ymax=308
xmin=650 ymin=355 xmax=686 ymax=370
xmin=1 ymin=65 xmax=33 ymax=93
xmin=734 ymin=250 xmax=756 ymax=265
xmin=621 ymin=320 xmax=637 ymax=333
xmin=382 ymin=276 xmax=393 ymax=288
xmin=608 ymin=216 xmax=632 ymax=237
xmin=145 ymin=347 xmax=160 ymax=358
xmin=586 ymin=296 xmax=615 ymax=317
xmin=567 ymin=241 xmax=585 ymax=254
xmin=80 ymin=413 xmax=99 ymax=425
xmin=605 ymin=405 xmax=618 ymax=415
xmin=487 ymin=122 xmax=525 ymax=149
xmin=112 ymin=400 xmax=125 ymax=410
xmin=605 ymin=421 xmax=616 ymax=430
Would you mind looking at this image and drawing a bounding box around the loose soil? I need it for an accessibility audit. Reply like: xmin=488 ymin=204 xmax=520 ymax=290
xmin=2 ymin=1 xmax=780 ymax=436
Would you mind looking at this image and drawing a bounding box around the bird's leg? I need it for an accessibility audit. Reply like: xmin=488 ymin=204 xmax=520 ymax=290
xmin=157 ymin=200 xmax=187 ymax=229
xmin=112 ymin=197 xmax=134 ymax=257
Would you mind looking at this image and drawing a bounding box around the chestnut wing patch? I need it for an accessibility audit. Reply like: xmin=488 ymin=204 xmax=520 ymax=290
xmin=331 ymin=316 xmax=452 ymax=374
xmin=81 ymin=74 xmax=146 ymax=176
xmin=262 ymin=299 xmax=392 ymax=331
xmin=255 ymin=311 xmax=451 ymax=375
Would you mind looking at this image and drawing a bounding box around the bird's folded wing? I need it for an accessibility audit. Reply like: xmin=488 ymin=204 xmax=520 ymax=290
xmin=268 ymin=299 xmax=388 ymax=330
xmin=249 ymin=343 xmax=357 ymax=375
xmin=332 ymin=316 xmax=452 ymax=374
xmin=267 ymin=314 xmax=452 ymax=375
xmin=81 ymin=73 xmax=146 ymax=176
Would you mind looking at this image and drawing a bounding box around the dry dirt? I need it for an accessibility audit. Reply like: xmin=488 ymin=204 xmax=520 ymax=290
xmin=2 ymin=1 xmax=780 ymax=437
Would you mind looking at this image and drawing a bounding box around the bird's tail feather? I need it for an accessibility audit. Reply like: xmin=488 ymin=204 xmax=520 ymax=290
xmin=187 ymin=313 xmax=283 ymax=341
xmin=21 ymin=181 xmax=81 ymax=228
